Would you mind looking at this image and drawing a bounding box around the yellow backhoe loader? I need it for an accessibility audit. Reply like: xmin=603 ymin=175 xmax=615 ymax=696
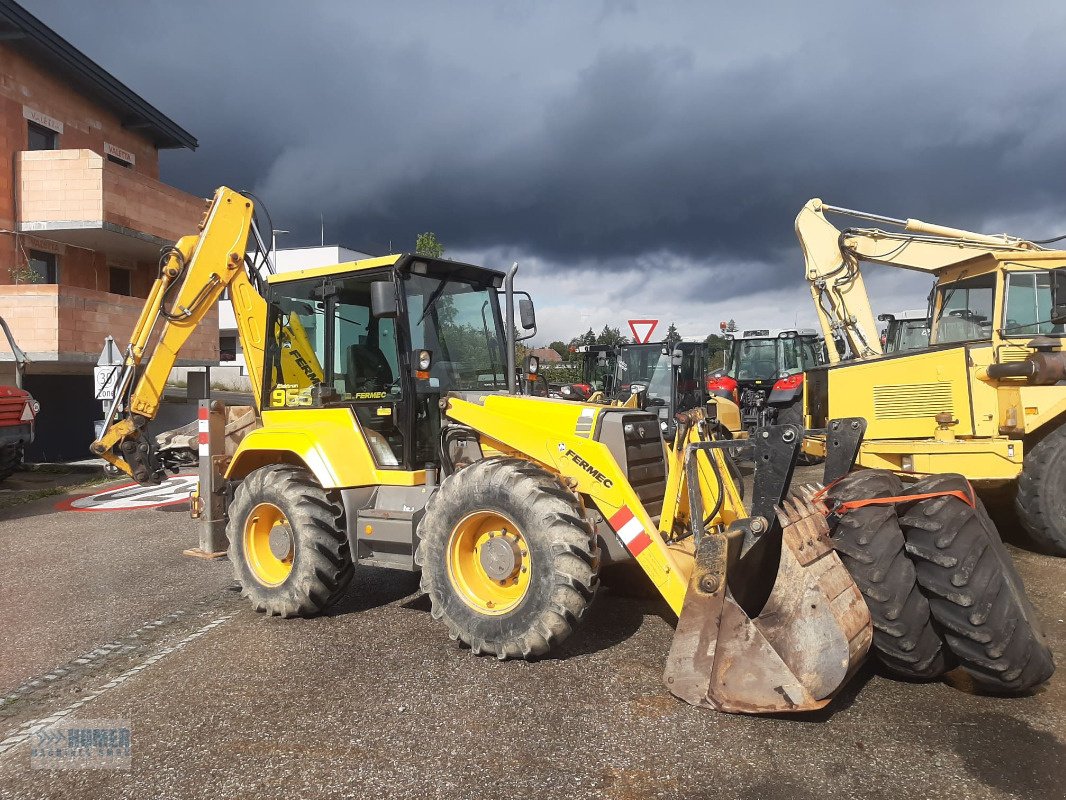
xmin=798 ymin=198 xmax=1066 ymax=556
xmin=92 ymin=188 xmax=1052 ymax=714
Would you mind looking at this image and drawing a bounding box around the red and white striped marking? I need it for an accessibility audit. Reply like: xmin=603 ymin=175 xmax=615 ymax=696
xmin=609 ymin=506 xmax=653 ymax=557
xmin=197 ymin=406 xmax=210 ymax=457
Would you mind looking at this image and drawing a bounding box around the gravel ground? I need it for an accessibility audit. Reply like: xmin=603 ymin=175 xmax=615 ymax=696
xmin=0 ymin=469 xmax=1063 ymax=799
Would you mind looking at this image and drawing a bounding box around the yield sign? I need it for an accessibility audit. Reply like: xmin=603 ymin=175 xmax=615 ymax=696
xmin=628 ymin=319 xmax=659 ymax=344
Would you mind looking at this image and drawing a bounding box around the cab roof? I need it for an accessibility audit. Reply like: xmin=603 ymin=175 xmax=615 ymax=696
xmin=265 ymin=253 xmax=507 ymax=286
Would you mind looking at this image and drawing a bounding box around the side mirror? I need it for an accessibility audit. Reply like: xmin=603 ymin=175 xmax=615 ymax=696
xmin=1051 ymin=269 xmax=1066 ymax=325
xmin=518 ymin=297 xmax=536 ymax=330
xmin=370 ymin=281 xmax=398 ymax=318
xmin=671 ymin=348 xmax=683 ymax=366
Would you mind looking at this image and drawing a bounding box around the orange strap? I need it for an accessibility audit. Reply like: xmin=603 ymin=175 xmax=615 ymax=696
xmin=812 ymin=479 xmax=976 ymax=520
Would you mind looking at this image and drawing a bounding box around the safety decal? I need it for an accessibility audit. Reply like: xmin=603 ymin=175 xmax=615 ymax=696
xmin=608 ymin=506 xmax=652 ymax=557
xmin=57 ymin=475 xmax=198 ymax=512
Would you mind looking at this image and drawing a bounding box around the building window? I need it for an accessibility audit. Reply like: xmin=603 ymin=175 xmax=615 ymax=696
xmin=28 ymin=250 xmax=58 ymax=283
xmin=106 ymin=154 xmax=132 ymax=168
xmin=27 ymin=121 xmax=58 ymax=151
xmin=109 ymin=266 xmax=132 ymax=296
xmin=219 ymin=335 xmax=238 ymax=362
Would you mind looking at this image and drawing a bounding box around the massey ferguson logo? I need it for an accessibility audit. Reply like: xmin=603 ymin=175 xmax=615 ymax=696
xmin=564 ymin=449 xmax=613 ymax=488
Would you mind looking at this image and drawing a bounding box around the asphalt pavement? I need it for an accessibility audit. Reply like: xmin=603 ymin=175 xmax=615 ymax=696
xmin=0 ymin=469 xmax=1063 ymax=799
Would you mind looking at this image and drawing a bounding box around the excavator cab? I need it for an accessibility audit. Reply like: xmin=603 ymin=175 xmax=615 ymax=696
xmin=93 ymin=186 xmax=874 ymax=716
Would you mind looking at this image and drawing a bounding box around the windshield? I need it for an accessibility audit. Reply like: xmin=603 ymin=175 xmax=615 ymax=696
xmin=887 ymin=318 xmax=931 ymax=352
xmin=581 ymin=350 xmax=617 ymax=391
xmin=728 ymin=336 xmax=819 ymax=381
xmin=933 ymin=273 xmax=994 ymax=344
xmin=616 ymin=344 xmax=672 ymax=402
xmin=405 ymin=272 xmax=507 ymax=392
xmin=1003 ymin=271 xmax=1064 ymax=337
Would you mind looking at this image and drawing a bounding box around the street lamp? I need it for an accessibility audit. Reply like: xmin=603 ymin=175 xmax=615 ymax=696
xmin=271 ymin=229 xmax=290 ymax=273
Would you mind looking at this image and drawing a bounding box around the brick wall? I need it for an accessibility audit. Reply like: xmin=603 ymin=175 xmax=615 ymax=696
xmin=0 ymin=284 xmax=219 ymax=366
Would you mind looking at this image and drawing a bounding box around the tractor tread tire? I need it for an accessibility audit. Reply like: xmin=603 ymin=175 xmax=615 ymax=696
xmin=1014 ymin=425 xmax=1066 ymax=555
xmin=415 ymin=457 xmax=599 ymax=660
xmin=899 ymin=474 xmax=1055 ymax=693
xmin=228 ymin=465 xmax=354 ymax=618
xmin=827 ymin=470 xmax=952 ymax=678
xmin=0 ymin=442 xmax=23 ymax=481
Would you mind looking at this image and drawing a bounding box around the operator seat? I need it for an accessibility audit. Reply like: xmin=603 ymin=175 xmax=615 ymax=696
xmin=346 ymin=343 xmax=393 ymax=393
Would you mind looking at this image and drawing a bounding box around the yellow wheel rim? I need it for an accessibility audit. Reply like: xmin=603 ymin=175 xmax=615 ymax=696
xmin=243 ymin=502 xmax=294 ymax=587
xmin=447 ymin=511 xmax=531 ymax=615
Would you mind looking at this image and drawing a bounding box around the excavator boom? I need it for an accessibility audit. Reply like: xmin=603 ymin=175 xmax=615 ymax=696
xmin=796 ymin=198 xmax=1039 ymax=363
xmin=90 ymin=187 xmax=267 ymax=483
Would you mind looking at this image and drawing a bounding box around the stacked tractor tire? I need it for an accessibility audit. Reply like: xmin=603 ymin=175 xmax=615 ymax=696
xmin=827 ymin=470 xmax=1054 ymax=693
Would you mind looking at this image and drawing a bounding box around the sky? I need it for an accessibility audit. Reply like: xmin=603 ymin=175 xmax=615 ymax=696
xmin=24 ymin=1 xmax=1066 ymax=344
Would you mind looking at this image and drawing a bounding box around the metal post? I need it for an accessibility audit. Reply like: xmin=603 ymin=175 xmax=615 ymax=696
xmin=504 ymin=262 xmax=518 ymax=394
xmin=183 ymin=399 xmax=229 ymax=559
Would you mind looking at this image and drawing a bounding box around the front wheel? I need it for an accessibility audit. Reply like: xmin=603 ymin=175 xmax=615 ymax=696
xmin=416 ymin=458 xmax=599 ymax=659
xmin=900 ymin=474 xmax=1055 ymax=693
xmin=228 ymin=465 xmax=354 ymax=617
xmin=1014 ymin=425 xmax=1066 ymax=555
xmin=0 ymin=442 xmax=22 ymax=481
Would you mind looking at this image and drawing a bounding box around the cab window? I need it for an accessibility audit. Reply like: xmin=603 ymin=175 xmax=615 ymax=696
xmin=933 ymin=274 xmax=995 ymax=343
xmin=1004 ymin=272 xmax=1062 ymax=337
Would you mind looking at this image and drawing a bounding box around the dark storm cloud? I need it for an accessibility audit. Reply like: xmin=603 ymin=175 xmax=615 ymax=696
xmin=22 ymin=0 xmax=1066 ymax=300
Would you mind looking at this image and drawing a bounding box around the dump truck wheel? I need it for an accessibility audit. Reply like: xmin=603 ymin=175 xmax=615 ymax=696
xmin=228 ymin=465 xmax=354 ymax=618
xmin=827 ymin=470 xmax=951 ymax=679
xmin=0 ymin=443 xmax=22 ymax=481
xmin=899 ymin=474 xmax=1055 ymax=693
xmin=416 ymin=457 xmax=599 ymax=660
xmin=1014 ymin=425 xmax=1066 ymax=555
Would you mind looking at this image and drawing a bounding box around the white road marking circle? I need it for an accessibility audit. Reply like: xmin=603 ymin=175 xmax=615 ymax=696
xmin=62 ymin=475 xmax=198 ymax=512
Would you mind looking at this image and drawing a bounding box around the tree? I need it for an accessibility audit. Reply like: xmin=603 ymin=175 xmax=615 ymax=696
xmin=595 ymin=325 xmax=628 ymax=346
xmin=415 ymin=232 xmax=445 ymax=258
xmin=548 ymin=340 xmax=569 ymax=360
xmin=726 ymin=318 xmax=737 ymax=333
xmin=704 ymin=333 xmax=730 ymax=370
xmin=665 ymin=322 xmax=680 ymax=343
xmin=567 ymin=328 xmax=597 ymax=349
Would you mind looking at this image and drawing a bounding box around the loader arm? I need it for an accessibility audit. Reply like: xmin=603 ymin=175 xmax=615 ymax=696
xmin=90 ymin=187 xmax=268 ymax=483
xmin=796 ymin=198 xmax=1037 ymax=363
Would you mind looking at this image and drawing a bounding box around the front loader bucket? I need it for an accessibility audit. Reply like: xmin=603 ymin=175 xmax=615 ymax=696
xmin=663 ymin=494 xmax=872 ymax=714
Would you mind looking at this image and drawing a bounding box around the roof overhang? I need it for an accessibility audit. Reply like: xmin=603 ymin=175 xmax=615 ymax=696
xmin=0 ymin=0 xmax=197 ymax=150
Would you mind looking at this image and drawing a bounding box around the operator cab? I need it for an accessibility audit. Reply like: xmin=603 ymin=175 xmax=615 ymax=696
xmin=263 ymin=255 xmax=521 ymax=470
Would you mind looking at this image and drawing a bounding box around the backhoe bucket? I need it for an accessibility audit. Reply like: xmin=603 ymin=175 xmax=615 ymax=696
xmin=663 ymin=493 xmax=872 ymax=714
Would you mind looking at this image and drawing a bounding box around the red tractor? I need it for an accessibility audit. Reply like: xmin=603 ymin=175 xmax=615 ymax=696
xmin=0 ymin=317 xmax=38 ymax=480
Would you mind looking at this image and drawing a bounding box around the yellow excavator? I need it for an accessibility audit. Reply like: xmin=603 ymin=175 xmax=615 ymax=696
xmin=797 ymin=199 xmax=1066 ymax=556
xmin=92 ymin=188 xmax=1053 ymax=713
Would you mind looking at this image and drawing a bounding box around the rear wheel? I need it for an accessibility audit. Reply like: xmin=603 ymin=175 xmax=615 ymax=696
xmin=899 ymin=474 xmax=1055 ymax=693
xmin=416 ymin=458 xmax=599 ymax=659
xmin=228 ymin=465 xmax=354 ymax=617
xmin=0 ymin=442 xmax=22 ymax=481
xmin=827 ymin=470 xmax=951 ymax=678
xmin=1014 ymin=425 xmax=1066 ymax=555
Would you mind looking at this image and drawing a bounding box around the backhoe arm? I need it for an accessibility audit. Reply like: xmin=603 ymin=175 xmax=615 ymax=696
xmin=796 ymin=198 xmax=1036 ymax=363
xmin=90 ymin=187 xmax=266 ymax=484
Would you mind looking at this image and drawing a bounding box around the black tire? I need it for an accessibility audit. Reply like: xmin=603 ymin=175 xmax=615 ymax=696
xmin=775 ymin=400 xmax=821 ymax=465
xmin=415 ymin=457 xmax=599 ymax=659
xmin=1015 ymin=425 xmax=1066 ymax=555
xmin=0 ymin=442 xmax=22 ymax=481
xmin=827 ymin=470 xmax=951 ymax=678
xmin=227 ymin=465 xmax=354 ymax=617
xmin=899 ymin=474 xmax=1055 ymax=693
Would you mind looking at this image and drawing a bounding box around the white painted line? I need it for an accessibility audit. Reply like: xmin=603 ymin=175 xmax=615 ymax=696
xmin=0 ymin=614 xmax=233 ymax=757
